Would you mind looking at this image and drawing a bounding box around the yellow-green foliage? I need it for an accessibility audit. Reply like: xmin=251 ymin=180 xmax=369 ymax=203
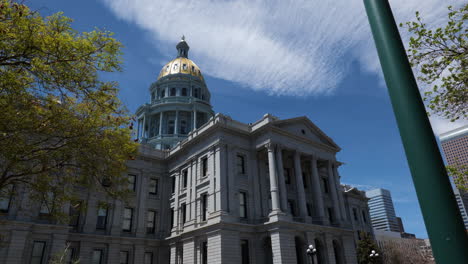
xmin=401 ymin=4 xmax=468 ymax=122
xmin=0 ymin=0 xmax=138 ymax=218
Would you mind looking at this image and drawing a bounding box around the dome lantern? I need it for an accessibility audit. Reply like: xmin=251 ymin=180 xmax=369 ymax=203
xmin=176 ymin=35 xmax=190 ymax=58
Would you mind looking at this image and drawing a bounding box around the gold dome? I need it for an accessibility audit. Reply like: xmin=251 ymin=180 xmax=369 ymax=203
xmin=157 ymin=57 xmax=204 ymax=81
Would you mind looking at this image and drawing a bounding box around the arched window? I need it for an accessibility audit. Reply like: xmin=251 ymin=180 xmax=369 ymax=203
xmin=181 ymin=88 xmax=187 ymax=96
xmin=170 ymin=88 xmax=176 ymax=96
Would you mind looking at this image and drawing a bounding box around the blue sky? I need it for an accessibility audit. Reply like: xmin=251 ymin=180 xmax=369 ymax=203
xmin=28 ymin=0 xmax=467 ymax=238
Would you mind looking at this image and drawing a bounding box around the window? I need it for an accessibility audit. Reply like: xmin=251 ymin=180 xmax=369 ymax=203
xmin=170 ymin=88 xmax=176 ymax=96
xmin=201 ymin=157 xmax=208 ymax=177
xmin=166 ymin=65 xmax=170 ymax=72
xmin=144 ymin=252 xmax=153 ymax=264
xmin=241 ymin=240 xmax=250 ymax=264
xmin=173 ymin=63 xmax=178 ymax=70
xmin=147 ymin=210 xmax=156 ymax=234
xmin=307 ymin=203 xmax=312 ymax=217
xmin=302 ymin=172 xmax=307 ymax=188
xmin=69 ymin=201 xmax=82 ymax=228
xmin=65 ymin=246 xmax=77 ymax=264
xmin=328 ymin=207 xmax=334 ymax=223
xmin=288 ymin=200 xmax=296 ymax=216
xmin=171 ymin=177 xmax=176 ymax=194
xmin=96 ymin=206 xmax=108 ymax=229
xmin=170 ymin=208 xmax=175 ymax=228
xmin=284 ymin=168 xmax=291 ymax=184
xmin=182 ymin=64 xmax=187 ymax=70
xmin=30 ymin=241 xmax=46 ymax=264
xmin=182 ymin=170 xmax=188 ymax=188
xmin=201 ymin=241 xmax=208 ymax=264
xmin=201 ymin=194 xmax=208 ymax=221
xmin=239 ymin=192 xmax=247 ymax=218
xmin=161 ymin=89 xmax=165 ymax=98
xmin=180 ymin=120 xmax=187 ymax=134
xmin=181 ymin=203 xmax=187 ymax=223
xmin=191 ymin=65 xmax=195 ymax=72
xmin=92 ymin=249 xmax=103 ymax=264
xmin=322 ymin=178 xmax=329 ymax=193
xmin=127 ymin=174 xmax=136 ymax=191
xmin=362 ymin=210 xmax=367 ymax=223
xmin=122 ymin=208 xmax=133 ymax=231
xmin=120 ymin=251 xmax=129 ymax=264
xmin=182 ymin=88 xmax=187 ymax=96
xmin=0 ymin=184 xmax=13 ymax=212
xmin=237 ymin=155 xmax=246 ymax=174
xmin=149 ymin=178 xmax=158 ymax=195
xmin=40 ymin=192 xmax=53 ymax=215
xmin=353 ymin=208 xmax=358 ymax=221
xmin=168 ymin=120 xmax=175 ymax=134
xmin=194 ymin=88 xmax=199 ymax=98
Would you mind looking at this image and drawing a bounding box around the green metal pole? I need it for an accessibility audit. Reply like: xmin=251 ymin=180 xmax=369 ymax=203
xmin=363 ymin=1 xmax=468 ymax=263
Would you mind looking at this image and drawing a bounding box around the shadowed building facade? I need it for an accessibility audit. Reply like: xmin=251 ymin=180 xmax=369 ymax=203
xmin=0 ymin=38 xmax=373 ymax=264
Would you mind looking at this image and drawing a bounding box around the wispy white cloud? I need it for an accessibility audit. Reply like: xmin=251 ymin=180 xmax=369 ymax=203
xmin=102 ymin=0 xmax=465 ymax=131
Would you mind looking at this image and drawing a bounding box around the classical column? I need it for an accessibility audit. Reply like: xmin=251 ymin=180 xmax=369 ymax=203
xmin=142 ymin=115 xmax=146 ymax=138
xmin=310 ymin=157 xmax=325 ymax=221
xmin=193 ymin=109 xmax=197 ymax=130
xmin=173 ymin=173 xmax=180 ymax=231
xmin=294 ymin=151 xmax=308 ymax=218
xmin=333 ymin=163 xmax=347 ymax=221
xmin=137 ymin=118 xmax=141 ymax=140
xmin=267 ymin=143 xmax=281 ymax=213
xmin=189 ymin=159 xmax=196 ymax=222
xmin=327 ymin=161 xmax=342 ymax=222
xmin=174 ymin=110 xmax=179 ymax=135
xmin=158 ymin=112 xmax=163 ymax=135
xmin=276 ymin=146 xmax=288 ymax=212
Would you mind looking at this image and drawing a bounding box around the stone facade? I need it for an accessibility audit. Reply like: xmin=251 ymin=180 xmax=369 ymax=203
xmin=0 ymin=39 xmax=373 ymax=264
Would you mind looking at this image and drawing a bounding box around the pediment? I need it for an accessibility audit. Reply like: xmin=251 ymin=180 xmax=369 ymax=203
xmin=272 ymin=117 xmax=340 ymax=150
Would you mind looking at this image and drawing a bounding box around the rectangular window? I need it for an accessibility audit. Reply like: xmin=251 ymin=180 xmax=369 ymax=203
xmin=237 ymin=155 xmax=246 ymax=174
xmin=170 ymin=208 xmax=175 ymax=228
xmin=284 ymin=168 xmax=291 ymax=184
xmin=181 ymin=203 xmax=187 ymax=223
xmin=30 ymin=241 xmax=46 ymax=264
xmin=96 ymin=206 xmax=108 ymax=230
xmin=322 ymin=178 xmax=329 ymax=193
xmin=307 ymin=203 xmax=312 ymax=217
xmin=239 ymin=192 xmax=247 ymax=218
xmin=328 ymin=207 xmax=334 ymax=223
xmin=171 ymin=177 xmax=176 ymax=194
xmin=122 ymin=208 xmax=133 ymax=231
xmin=92 ymin=249 xmax=103 ymax=264
xmin=39 ymin=192 xmax=54 ymax=215
xmin=0 ymin=184 xmax=13 ymax=212
xmin=69 ymin=201 xmax=82 ymax=228
xmin=362 ymin=210 xmax=367 ymax=223
xmin=201 ymin=241 xmax=208 ymax=264
xmin=147 ymin=210 xmax=156 ymax=234
xmin=65 ymin=246 xmax=77 ymax=264
xmin=149 ymin=178 xmax=158 ymax=195
xmin=168 ymin=120 xmax=175 ymax=134
xmin=288 ymin=200 xmax=296 ymax=216
xmin=182 ymin=170 xmax=188 ymax=188
xmin=127 ymin=174 xmax=136 ymax=191
xmin=201 ymin=157 xmax=208 ymax=177
xmin=241 ymin=240 xmax=250 ymax=264
xmin=302 ymin=172 xmax=307 ymax=188
xmin=144 ymin=252 xmax=153 ymax=264
xmin=120 ymin=251 xmax=129 ymax=264
xmin=201 ymin=194 xmax=208 ymax=221
xmin=353 ymin=208 xmax=358 ymax=221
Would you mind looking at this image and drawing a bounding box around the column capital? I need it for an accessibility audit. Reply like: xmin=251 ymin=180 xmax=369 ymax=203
xmin=265 ymin=142 xmax=276 ymax=152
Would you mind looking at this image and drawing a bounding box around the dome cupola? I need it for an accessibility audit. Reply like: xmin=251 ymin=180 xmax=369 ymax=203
xmin=135 ymin=37 xmax=214 ymax=150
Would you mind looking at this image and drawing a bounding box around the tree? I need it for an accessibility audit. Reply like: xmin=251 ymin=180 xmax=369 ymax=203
xmin=401 ymin=4 xmax=467 ymax=122
xmin=378 ymin=240 xmax=434 ymax=264
xmin=356 ymin=232 xmax=382 ymax=264
xmin=0 ymin=0 xmax=138 ymax=219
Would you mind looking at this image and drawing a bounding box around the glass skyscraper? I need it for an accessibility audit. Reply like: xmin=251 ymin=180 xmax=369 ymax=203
xmin=365 ymin=188 xmax=400 ymax=232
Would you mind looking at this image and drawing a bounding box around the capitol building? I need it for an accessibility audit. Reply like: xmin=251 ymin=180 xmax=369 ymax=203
xmin=0 ymin=38 xmax=372 ymax=264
